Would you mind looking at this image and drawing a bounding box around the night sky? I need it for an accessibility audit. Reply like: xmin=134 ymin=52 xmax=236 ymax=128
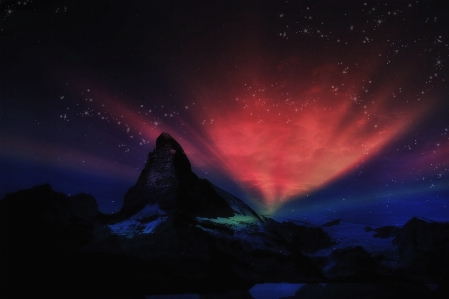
xmin=1 ymin=0 xmax=448 ymax=226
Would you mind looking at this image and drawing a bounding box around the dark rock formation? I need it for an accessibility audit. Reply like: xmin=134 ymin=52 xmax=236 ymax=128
xmin=393 ymin=217 xmax=449 ymax=277
xmin=322 ymin=219 xmax=341 ymax=227
xmin=372 ymin=225 xmax=401 ymax=239
xmin=69 ymin=192 xmax=100 ymax=220
xmin=264 ymin=218 xmax=336 ymax=254
xmin=0 ymin=184 xmax=102 ymax=296
xmin=115 ymin=132 xmax=239 ymax=220
xmin=364 ymin=226 xmax=373 ymax=232
xmin=0 ymin=183 xmax=99 ymax=245
xmin=326 ymin=246 xmax=378 ymax=279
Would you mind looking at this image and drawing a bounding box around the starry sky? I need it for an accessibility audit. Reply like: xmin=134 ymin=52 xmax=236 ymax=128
xmin=1 ymin=0 xmax=448 ymax=226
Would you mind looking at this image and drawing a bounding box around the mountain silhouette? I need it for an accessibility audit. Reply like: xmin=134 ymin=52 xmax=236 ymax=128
xmin=0 ymin=133 xmax=331 ymax=297
xmin=114 ymin=132 xmax=259 ymax=221
xmin=91 ymin=133 xmax=327 ymax=289
xmin=1 ymin=133 xmax=448 ymax=298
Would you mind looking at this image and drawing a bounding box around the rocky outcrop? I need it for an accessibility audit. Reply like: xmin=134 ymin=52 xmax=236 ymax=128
xmin=264 ymin=218 xmax=335 ymax=254
xmin=322 ymin=219 xmax=341 ymax=227
xmin=326 ymin=246 xmax=378 ymax=279
xmin=364 ymin=225 xmax=401 ymax=239
xmin=69 ymin=192 xmax=99 ymax=220
xmin=0 ymin=183 xmax=99 ymax=236
xmin=393 ymin=217 xmax=449 ymax=276
xmin=0 ymin=184 xmax=102 ymax=295
xmin=115 ymin=132 xmax=238 ymax=220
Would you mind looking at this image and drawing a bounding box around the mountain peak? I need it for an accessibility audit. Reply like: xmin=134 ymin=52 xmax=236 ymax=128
xmin=116 ymin=132 xmax=238 ymax=219
xmin=155 ymin=132 xmax=191 ymax=171
xmin=156 ymin=132 xmax=177 ymax=146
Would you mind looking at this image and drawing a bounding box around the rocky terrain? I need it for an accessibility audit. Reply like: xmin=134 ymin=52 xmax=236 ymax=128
xmin=1 ymin=133 xmax=448 ymax=298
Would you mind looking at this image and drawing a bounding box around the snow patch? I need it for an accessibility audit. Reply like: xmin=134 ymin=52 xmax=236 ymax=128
xmin=131 ymin=203 xmax=165 ymax=222
xmin=197 ymin=215 xmax=262 ymax=231
xmin=195 ymin=216 xmax=274 ymax=251
xmin=108 ymin=216 xmax=167 ymax=238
